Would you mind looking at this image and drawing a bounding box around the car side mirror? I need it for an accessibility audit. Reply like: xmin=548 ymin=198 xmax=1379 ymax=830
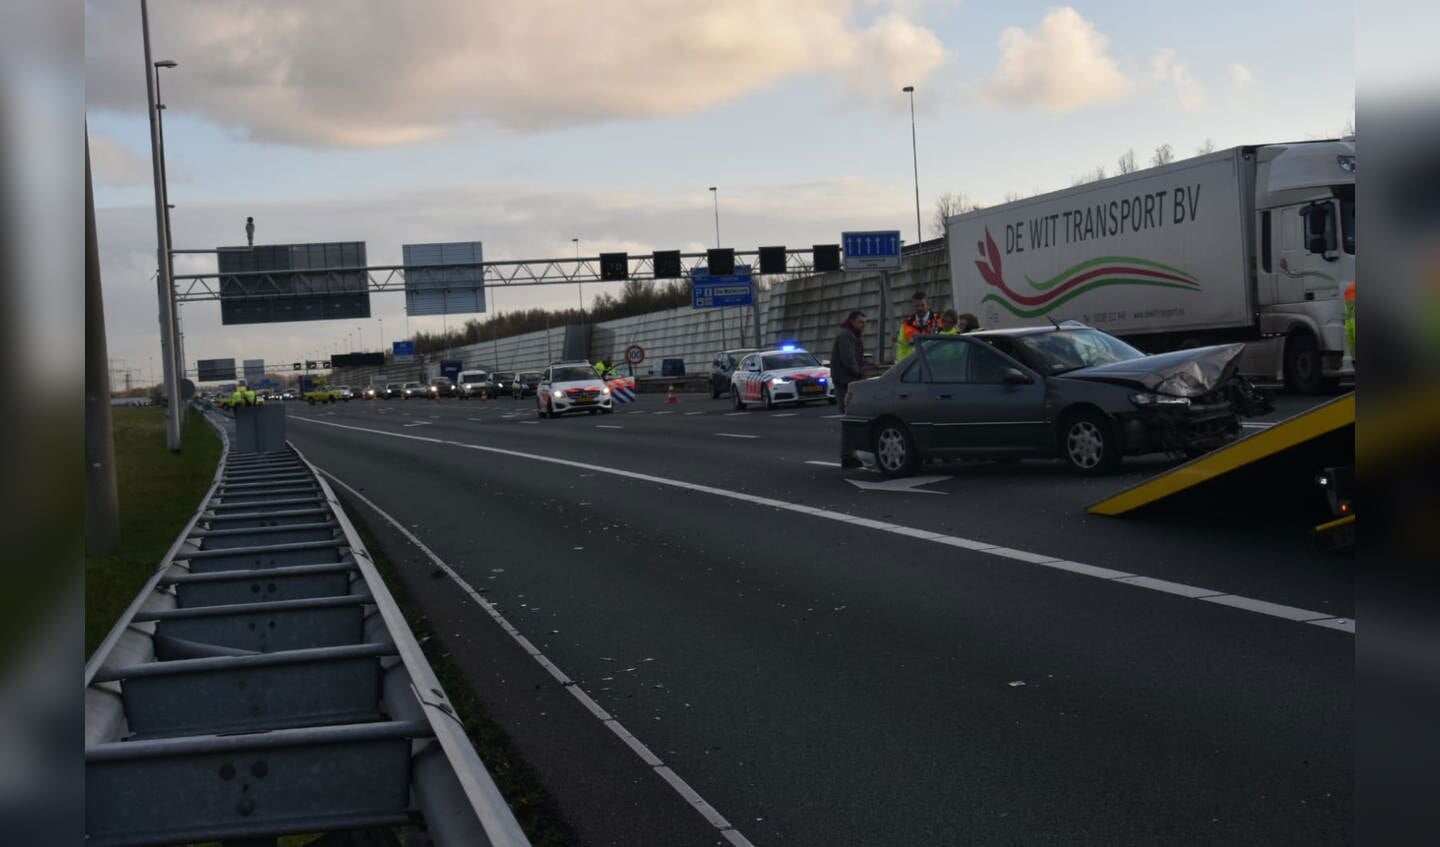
xmin=1003 ymin=368 xmax=1032 ymax=385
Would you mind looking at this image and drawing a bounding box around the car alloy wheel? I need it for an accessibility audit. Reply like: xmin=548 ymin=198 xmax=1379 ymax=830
xmin=873 ymin=421 xmax=917 ymax=478
xmin=731 ymin=387 xmax=747 ymax=410
xmin=1061 ymin=411 xmax=1117 ymax=475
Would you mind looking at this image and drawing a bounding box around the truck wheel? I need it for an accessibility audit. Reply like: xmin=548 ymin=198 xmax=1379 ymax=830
xmin=873 ymin=419 xmax=919 ymax=478
xmin=1059 ymin=410 xmax=1120 ymax=476
xmin=1284 ymin=332 xmax=1325 ymax=394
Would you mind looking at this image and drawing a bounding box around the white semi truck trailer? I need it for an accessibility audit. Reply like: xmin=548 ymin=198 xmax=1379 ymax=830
xmin=947 ymin=140 xmax=1355 ymax=392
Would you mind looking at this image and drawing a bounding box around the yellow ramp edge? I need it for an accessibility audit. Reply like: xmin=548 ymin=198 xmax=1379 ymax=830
xmin=1088 ymin=392 xmax=1355 ymax=516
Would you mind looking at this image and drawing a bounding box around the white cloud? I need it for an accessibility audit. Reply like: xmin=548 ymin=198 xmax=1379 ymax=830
xmin=1230 ymin=62 xmax=1255 ymax=88
xmin=1150 ymin=48 xmax=1208 ymax=112
xmin=980 ymin=6 xmax=1133 ymax=112
xmin=85 ymin=0 xmax=947 ymax=147
xmin=87 ymin=133 xmax=152 ymax=186
xmin=843 ymin=13 xmax=950 ymax=101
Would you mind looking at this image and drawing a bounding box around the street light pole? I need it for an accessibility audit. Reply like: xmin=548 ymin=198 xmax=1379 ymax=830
xmin=141 ymin=0 xmax=181 ymax=450
xmin=903 ymin=85 xmax=922 ymax=246
xmin=709 ymin=186 xmax=720 ymax=247
xmin=155 ymin=58 xmax=184 ymax=426
xmin=356 ymin=325 xmax=364 ymax=352
xmin=573 ymin=237 xmax=583 ymax=313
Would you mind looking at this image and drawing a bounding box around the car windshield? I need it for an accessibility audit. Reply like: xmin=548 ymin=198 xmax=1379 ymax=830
xmin=520 ymin=373 xmax=540 ymax=382
xmin=762 ymin=352 xmax=819 ymax=370
xmin=459 ymin=374 xmax=487 ymax=384
xmin=404 ymin=383 xmax=421 ymax=389
xmin=551 ymin=366 xmax=598 ymax=382
xmin=1008 ymin=329 xmax=1145 ymax=374
xmin=494 ymin=373 xmax=515 ymax=381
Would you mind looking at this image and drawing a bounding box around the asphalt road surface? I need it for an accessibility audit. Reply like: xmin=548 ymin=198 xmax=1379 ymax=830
xmin=283 ymin=389 xmax=1352 ymax=846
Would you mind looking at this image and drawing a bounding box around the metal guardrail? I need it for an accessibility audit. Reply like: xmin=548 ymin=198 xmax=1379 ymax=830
xmin=85 ymin=415 xmax=531 ymax=846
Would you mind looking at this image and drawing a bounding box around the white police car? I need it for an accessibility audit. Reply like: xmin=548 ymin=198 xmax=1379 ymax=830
xmin=729 ymin=346 xmax=836 ymax=410
xmin=536 ymin=361 xmax=615 ymax=418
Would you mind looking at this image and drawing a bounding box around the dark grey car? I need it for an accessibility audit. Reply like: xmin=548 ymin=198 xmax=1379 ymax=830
xmin=840 ymin=325 xmax=1269 ymax=476
xmin=709 ymin=348 xmax=758 ymax=399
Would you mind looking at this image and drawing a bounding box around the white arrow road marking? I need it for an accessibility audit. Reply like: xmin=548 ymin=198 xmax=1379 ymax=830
xmin=846 ymin=475 xmax=949 ymax=495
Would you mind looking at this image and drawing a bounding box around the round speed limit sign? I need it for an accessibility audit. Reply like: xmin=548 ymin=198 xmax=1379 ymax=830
xmin=625 ymin=344 xmax=646 ymax=366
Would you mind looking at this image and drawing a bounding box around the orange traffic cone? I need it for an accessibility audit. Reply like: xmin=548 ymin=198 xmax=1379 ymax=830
xmin=666 ymin=385 xmax=678 ymax=405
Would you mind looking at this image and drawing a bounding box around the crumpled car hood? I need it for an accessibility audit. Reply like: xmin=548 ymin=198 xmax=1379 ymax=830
xmin=1060 ymin=343 xmax=1246 ymax=397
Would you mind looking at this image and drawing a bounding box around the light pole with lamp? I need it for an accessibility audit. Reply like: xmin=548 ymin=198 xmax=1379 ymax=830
xmin=356 ymin=325 xmax=364 ymax=352
xmin=903 ymin=85 xmax=922 ymax=247
xmin=155 ymin=58 xmax=187 ymax=424
xmin=709 ymin=186 xmax=728 ymax=343
xmin=141 ymin=0 xmax=181 ymax=449
xmin=572 ymin=237 xmax=583 ymax=313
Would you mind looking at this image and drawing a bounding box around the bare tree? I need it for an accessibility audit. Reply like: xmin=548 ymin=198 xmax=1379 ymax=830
xmin=1003 ymin=191 xmax=1022 ymax=203
xmin=1117 ymin=149 xmax=1138 ymax=174
xmin=1152 ymin=143 xmax=1175 ymax=166
xmin=1196 ymin=138 xmax=1215 ymax=156
xmin=931 ymin=192 xmax=981 ymax=239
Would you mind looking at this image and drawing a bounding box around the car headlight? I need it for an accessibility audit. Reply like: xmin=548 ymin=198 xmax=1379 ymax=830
xmin=1130 ymin=392 xmax=1191 ymax=407
xmin=552 ymin=389 xmax=565 ymax=399
xmin=769 ymin=377 xmax=791 ymax=386
xmin=601 ymin=387 xmax=611 ymax=395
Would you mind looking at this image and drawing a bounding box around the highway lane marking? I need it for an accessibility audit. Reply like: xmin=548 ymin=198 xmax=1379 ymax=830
xmin=714 ymin=433 xmax=758 ymax=439
xmin=291 ymin=416 xmax=1355 ymax=636
xmin=596 ymin=425 xmax=623 ymax=430
xmin=1242 ymin=422 xmax=1276 ymax=429
xmin=467 ymin=418 xmax=487 ymax=421
xmin=773 ymin=413 xmax=797 ymax=418
xmin=724 ymin=412 xmax=748 ymax=417
xmin=653 ymin=411 xmax=674 ymax=416
xmin=401 ymin=421 xmax=432 ymax=428
xmin=314 ymin=469 xmax=755 ymax=847
xmin=684 ymin=411 xmax=706 ymax=416
xmin=519 ymin=420 xmax=538 ymax=425
xmin=805 ymin=460 xmax=842 ymax=468
xmin=823 ymin=414 xmax=843 ymax=419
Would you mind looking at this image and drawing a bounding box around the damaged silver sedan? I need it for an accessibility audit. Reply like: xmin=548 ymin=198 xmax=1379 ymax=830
xmin=840 ymin=324 xmax=1271 ymax=476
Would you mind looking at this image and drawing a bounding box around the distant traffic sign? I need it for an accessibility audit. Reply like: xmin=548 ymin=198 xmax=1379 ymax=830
xmin=393 ymin=340 xmax=415 ymax=364
xmin=625 ymin=344 xmax=645 ymax=366
xmin=691 ymin=265 xmax=753 ymax=309
xmin=842 ymin=230 xmax=902 ymax=271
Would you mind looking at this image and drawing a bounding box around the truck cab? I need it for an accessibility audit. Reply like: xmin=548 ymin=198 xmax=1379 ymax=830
xmin=1251 ymin=140 xmax=1356 ymax=391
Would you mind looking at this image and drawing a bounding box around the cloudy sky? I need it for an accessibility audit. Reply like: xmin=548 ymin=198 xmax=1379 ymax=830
xmin=86 ymin=0 xmax=1354 ymax=384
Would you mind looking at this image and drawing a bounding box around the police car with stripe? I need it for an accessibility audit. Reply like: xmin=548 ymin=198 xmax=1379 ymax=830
xmin=536 ymin=361 xmax=615 ymax=418
xmin=729 ymin=346 xmax=836 ymax=410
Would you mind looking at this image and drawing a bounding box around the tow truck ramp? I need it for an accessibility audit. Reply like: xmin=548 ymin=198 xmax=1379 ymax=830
xmin=85 ymin=418 xmax=530 ymax=846
xmin=1088 ymin=392 xmax=1355 ymax=518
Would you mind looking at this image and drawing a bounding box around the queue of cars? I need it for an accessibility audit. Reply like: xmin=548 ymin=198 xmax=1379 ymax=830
xmin=311 ymin=323 xmax=1262 ymax=476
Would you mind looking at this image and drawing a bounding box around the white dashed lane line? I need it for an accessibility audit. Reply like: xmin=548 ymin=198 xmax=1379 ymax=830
xmin=316 ymin=470 xmax=756 ymax=847
xmin=714 ymin=433 xmax=758 ymax=439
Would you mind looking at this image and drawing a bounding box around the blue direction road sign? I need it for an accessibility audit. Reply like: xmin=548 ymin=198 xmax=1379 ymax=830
xmin=842 ymin=230 xmax=902 ymax=271
xmin=691 ymin=265 xmax=754 ymax=309
xmin=392 ymin=340 xmax=415 ymax=363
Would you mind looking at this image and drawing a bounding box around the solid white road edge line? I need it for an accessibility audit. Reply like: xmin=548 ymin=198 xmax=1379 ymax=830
xmin=316 ymin=468 xmax=754 ymax=845
xmin=293 ymin=416 xmax=1354 ymax=635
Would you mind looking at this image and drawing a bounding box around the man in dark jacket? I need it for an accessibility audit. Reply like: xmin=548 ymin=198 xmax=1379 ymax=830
xmin=829 ymin=311 xmax=867 ymax=412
